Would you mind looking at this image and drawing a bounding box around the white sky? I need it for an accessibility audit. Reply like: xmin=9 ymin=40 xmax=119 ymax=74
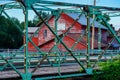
xmin=1 ymin=0 xmax=120 ymax=30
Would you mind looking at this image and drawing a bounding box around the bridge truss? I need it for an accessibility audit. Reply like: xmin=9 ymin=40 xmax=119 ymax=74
xmin=0 ymin=0 xmax=120 ymax=80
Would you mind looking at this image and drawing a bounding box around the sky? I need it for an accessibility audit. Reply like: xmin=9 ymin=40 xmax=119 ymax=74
xmin=0 ymin=0 xmax=120 ymax=30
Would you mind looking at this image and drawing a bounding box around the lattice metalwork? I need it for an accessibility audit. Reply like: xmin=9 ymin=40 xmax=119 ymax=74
xmin=0 ymin=0 xmax=120 ymax=80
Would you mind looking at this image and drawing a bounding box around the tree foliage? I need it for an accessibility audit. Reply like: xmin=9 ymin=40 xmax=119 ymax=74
xmin=0 ymin=11 xmax=49 ymax=49
xmin=0 ymin=16 xmax=23 ymax=49
xmin=92 ymin=55 xmax=120 ymax=80
xmin=21 ymin=11 xmax=49 ymax=27
xmin=21 ymin=20 xmax=36 ymax=27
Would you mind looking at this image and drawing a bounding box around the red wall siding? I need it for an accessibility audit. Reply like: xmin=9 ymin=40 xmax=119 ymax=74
xmin=28 ymin=37 xmax=38 ymax=51
xmin=62 ymin=13 xmax=82 ymax=33
xmin=28 ymin=37 xmax=38 ymax=48
xmin=62 ymin=36 xmax=87 ymax=50
xmin=39 ymin=36 xmax=87 ymax=52
xmin=40 ymin=41 xmax=55 ymax=52
xmin=28 ymin=13 xmax=107 ymax=51
xmin=38 ymin=13 xmax=83 ymax=46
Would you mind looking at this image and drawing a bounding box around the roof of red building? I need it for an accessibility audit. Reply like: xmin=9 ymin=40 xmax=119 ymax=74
xmin=66 ymin=13 xmax=108 ymax=30
xmin=28 ymin=27 xmax=38 ymax=33
xmin=67 ymin=33 xmax=106 ymax=48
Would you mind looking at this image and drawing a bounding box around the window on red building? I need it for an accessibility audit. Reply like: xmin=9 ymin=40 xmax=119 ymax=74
xmin=43 ymin=30 xmax=47 ymax=39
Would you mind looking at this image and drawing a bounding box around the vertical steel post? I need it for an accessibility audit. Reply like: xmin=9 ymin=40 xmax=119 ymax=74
xmin=54 ymin=11 xmax=61 ymax=75
xmin=86 ymin=9 xmax=91 ymax=68
xmin=85 ymin=7 xmax=93 ymax=74
xmin=54 ymin=13 xmax=58 ymax=47
xmin=22 ymin=0 xmax=31 ymax=80
xmin=24 ymin=0 xmax=28 ymax=75
xmin=98 ymin=23 xmax=101 ymax=50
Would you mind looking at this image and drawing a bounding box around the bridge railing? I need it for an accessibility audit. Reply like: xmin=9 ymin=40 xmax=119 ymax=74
xmin=0 ymin=49 xmax=120 ymax=56
xmin=0 ymin=49 xmax=119 ymax=71
xmin=0 ymin=49 xmax=119 ymax=62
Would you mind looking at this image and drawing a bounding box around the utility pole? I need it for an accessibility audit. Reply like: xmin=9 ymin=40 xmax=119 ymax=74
xmin=91 ymin=0 xmax=96 ymax=53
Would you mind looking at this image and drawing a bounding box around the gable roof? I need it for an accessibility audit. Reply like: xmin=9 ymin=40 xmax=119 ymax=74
xmin=67 ymin=13 xmax=108 ymax=30
xmin=28 ymin=27 xmax=38 ymax=33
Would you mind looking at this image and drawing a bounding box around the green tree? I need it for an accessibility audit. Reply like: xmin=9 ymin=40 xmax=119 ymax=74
xmin=0 ymin=16 xmax=23 ymax=49
xmin=33 ymin=11 xmax=49 ymax=24
xmin=92 ymin=56 xmax=120 ymax=80
xmin=21 ymin=20 xmax=36 ymax=27
xmin=21 ymin=11 xmax=49 ymax=27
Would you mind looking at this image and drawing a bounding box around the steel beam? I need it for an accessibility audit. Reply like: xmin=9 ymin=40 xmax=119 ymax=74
xmin=101 ymin=16 xmax=120 ymax=44
xmin=31 ymin=5 xmax=86 ymax=72
xmin=98 ymin=21 xmax=101 ymax=50
xmin=92 ymin=29 xmax=120 ymax=68
xmin=1 ymin=0 xmax=120 ymax=11
xmin=0 ymin=54 xmax=22 ymax=77
xmin=86 ymin=10 xmax=91 ymax=68
xmin=0 ymin=5 xmax=5 ymax=15
xmin=36 ymin=1 xmax=120 ymax=11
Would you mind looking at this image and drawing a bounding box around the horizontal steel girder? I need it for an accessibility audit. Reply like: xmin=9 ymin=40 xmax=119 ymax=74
xmin=1 ymin=0 xmax=120 ymax=11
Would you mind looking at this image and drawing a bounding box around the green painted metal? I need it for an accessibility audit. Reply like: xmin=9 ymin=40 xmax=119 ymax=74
xmin=19 ymin=14 xmax=52 ymax=53
xmin=31 ymin=15 xmax=52 ymax=35
xmin=85 ymin=68 xmax=93 ymax=74
xmin=3 ymin=10 xmax=23 ymax=32
xmin=86 ymin=10 xmax=91 ymax=68
xmin=2 ymin=3 xmax=79 ymax=13
xmin=92 ymin=29 xmax=120 ymax=68
xmin=22 ymin=1 xmax=32 ymax=80
xmin=101 ymin=16 xmax=120 ymax=44
xmin=35 ymin=73 xmax=89 ymax=80
xmin=51 ymin=10 xmax=85 ymax=66
xmin=71 ymin=14 xmax=98 ymax=50
xmin=59 ymin=11 xmax=84 ymax=42
xmin=28 ymin=38 xmax=44 ymax=54
xmin=31 ymin=6 xmax=86 ymax=72
xmin=0 ymin=53 xmax=22 ymax=77
xmin=0 ymin=5 xmax=4 ymax=15
xmin=30 ymin=11 xmax=62 ymax=73
xmin=54 ymin=12 xmax=61 ymax=76
xmin=4 ymin=0 xmax=120 ymax=11
xmin=0 ymin=0 xmax=120 ymax=80
xmin=98 ymin=21 xmax=101 ymax=50
xmin=0 ymin=63 xmax=8 ymax=70
xmin=31 ymin=54 xmax=48 ymax=73
xmin=3 ymin=2 xmax=45 ymax=74
xmin=35 ymin=1 xmax=120 ymax=11
xmin=0 ymin=49 xmax=119 ymax=79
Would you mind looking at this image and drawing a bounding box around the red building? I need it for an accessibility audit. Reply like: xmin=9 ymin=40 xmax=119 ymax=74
xmin=28 ymin=13 xmax=108 ymax=52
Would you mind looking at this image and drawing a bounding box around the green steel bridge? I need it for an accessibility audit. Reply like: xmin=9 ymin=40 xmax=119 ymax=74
xmin=0 ymin=0 xmax=120 ymax=80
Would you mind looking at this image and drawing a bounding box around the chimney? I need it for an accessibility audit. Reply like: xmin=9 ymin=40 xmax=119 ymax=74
xmin=110 ymin=24 xmax=115 ymax=30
